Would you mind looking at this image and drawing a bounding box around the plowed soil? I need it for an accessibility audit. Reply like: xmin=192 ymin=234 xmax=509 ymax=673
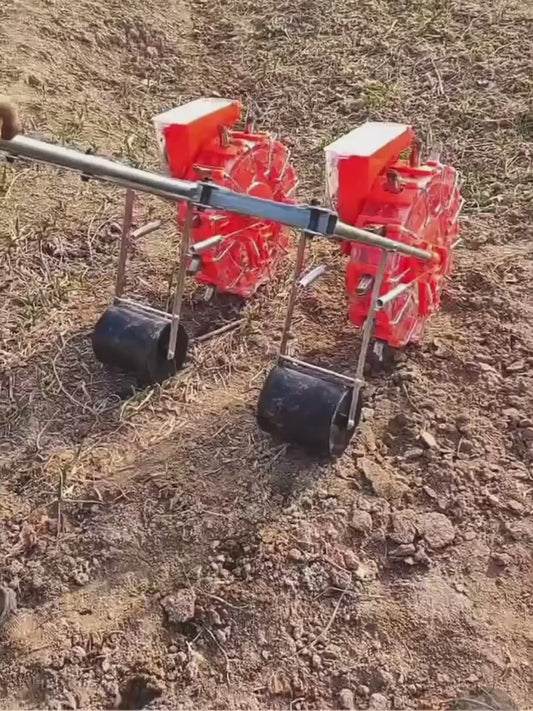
xmin=1 ymin=0 xmax=532 ymax=709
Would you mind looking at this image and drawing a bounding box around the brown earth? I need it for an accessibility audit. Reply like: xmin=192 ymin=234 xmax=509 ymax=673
xmin=1 ymin=0 xmax=532 ymax=709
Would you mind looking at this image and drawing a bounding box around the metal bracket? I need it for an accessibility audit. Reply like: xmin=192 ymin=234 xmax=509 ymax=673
xmin=279 ymin=230 xmax=308 ymax=357
xmin=114 ymin=189 xmax=136 ymax=299
xmin=167 ymin=202 xmax=193 ymax=360
xmin=297 ymin=264 xmax=326 ymax=288
xmin=308 ymin=204 xmax=337 ymax=235
xmin=348 ymin=250 xmax=388 ymax=428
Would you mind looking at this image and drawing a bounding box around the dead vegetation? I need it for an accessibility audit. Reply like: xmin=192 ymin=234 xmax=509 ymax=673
xmin=1 ymin=0 xmax=532 ymax=708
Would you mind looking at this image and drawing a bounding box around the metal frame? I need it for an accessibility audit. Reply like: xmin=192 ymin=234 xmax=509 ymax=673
xmin=167 ymin=202 xmax=193 ymax=360
xmin=0 ymin=131 xmax=439 ymax=396
xmin=0 ymin=133 xmax=434 ymax=262
xmin=275 ymin=234 xmax=435 ymax=431
xmin=110 ymin=192 xmax=234 ymax=360
xmin=111 ymin=194 xmax=204 ymax=361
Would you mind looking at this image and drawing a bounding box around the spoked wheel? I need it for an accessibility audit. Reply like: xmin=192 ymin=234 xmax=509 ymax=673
xmin=92 ymin=305 xmax=188 ymax=386
xmin=257 ymin=365 xmax=362 ymax=457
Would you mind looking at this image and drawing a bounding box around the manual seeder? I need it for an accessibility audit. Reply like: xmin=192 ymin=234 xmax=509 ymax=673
xmin=0 ymin=97 xmax=462 ymax=456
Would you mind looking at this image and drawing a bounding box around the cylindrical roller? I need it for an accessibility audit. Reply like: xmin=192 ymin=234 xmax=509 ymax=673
xmin=92 ymin=305 xmax=188 ymax=386
xmin=257 ymin=365 xmax=362 ymax=457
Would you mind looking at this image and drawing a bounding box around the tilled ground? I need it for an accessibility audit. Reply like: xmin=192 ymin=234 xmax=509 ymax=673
xmin=1 ymin=0 xmax=532 ymax=709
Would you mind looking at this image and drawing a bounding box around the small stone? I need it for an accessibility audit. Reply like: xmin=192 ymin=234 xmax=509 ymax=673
xmin=491 ymin=552 xmax=512 ymax=568
xmin=507 ymin=518 xmax=533 ymax=541
xmin=288 ymin=548 xmax=304 ymax=562
xmin=268 ymin=672 xmax=292 ymax=696
xmin=403 ymin=447 xmax=424 ymax=461
xmin=413 ymin=546 xmax=431 ymax=565
xmin=354 ymin=560 xmax=378 ymax=581
xmin=323 ymin=644 xmax=341 ymax=660
xmin=359 ymin=458 xmax=407 ymax=501
xmin=391 ymin=412 xmax=409 ymax=428
xmin=372 ymin=529 xmax=386 ymax=543
xmin=520 ymin=428 xmax=533 ymax=442
xmin=398 ymin=369 xmax=416 ymax=382
xmin=368 ymin=692 xmax=390 ymax=709
xmin=9 ymin=559 xmax=23 ymax=576
xmin=72 ymin=571 xmax=89 ymax=586
xmin=63 ymin=691 xmax=77 ymax=710
xmin=417 ymin=512 xmax=455 ymax=549
xmin=101 ymin=658 xmax=111 ymax=672
xmin=261 ymin=649 xmax=270 ymax=660
xmin=458 ymin=439 xmax=474 ymax=454
xmin=162 ymin=588 xmax=196 ymax=624
xmin=484 ymin=489 xmax=500 ymax=506
xmin=389 ymin=543 xmax=416 ymax=558
xmin=423 ymin=486 xmax=438 ymax=500
xmin=390 ymin=510 xmax=417 ymax=544
xmin=502 ymin=408 xmax=520 ymax=420
xmin=506 ymin=360 xmax=525 ymax=373
xmin=351 ymin=509 xmax=373 ymax=534
xmin=478 ymin=362 xmax=499 ymax=375
xmin=331 ymin=568 xmax=352 ymax=590
xmin=507 ymin=499 xmax=525 ymax=514
xmin=70 ymin=646 xmax=86 ymax=661
xmin=175 ymin=652 xmax=188 ymax=665
xmin=208 ymin=608 xmax=223 ymax=626
xmin=27 ymin=73 xmax=44 ymax=88
xmin=311 ymin=653 xmax=322 ymax=669
xmin=375 ymin=669 xmax=394 ymax=688
xmin=214 ymin=628 xmax=228 ymax=644
xmin=358 ymin=684 xmax=370 ymax=697
xmin=419 ymin=430 xmax=437 ymax=449
xmin=343 ymin=550 xmax=360 ymax=570
xmin=0 ymin=586 xmax=17 ymax=625
xmin=338 ymin=688 xmax=355 ymax=710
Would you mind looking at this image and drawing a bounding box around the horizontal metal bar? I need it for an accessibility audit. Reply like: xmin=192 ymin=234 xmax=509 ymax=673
xmin=376 ymin=280 xmax=412 ymax=308
xmin=334 ymin=221 xmax=435 ymax=262
xmin=298 ymin=264 xmax=326 ymax=288
xmin=189 ymin=234 xmax=224 ymax=255
xmin=131 ymin=220 xmax=163 ymax=239
xmin=206 ymin=183 xmax=335 ymax=235
xmin=0 ymin=135 xmax=201 ymax=202
xmin=279 ymin=354 xmax=357 ymax=387
xmin=114 ymin=297 xmax=172 ymax=321
xmin=1 ymin=134 xmax=437 ymax=265
xmin=191 ymin=319 xmax=244 ymax=344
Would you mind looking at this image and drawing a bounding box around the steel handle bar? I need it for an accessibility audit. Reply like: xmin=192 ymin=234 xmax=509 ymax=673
xmin=0 ymin=134 xmax=435 ymax=263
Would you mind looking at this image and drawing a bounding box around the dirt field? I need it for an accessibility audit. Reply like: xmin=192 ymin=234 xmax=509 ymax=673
xmin=1 ymin=0 xmax=532 ymax=708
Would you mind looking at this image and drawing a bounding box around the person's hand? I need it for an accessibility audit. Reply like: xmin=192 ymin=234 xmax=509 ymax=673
xmin=0 ymin=98 xmax=22 ymax=140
